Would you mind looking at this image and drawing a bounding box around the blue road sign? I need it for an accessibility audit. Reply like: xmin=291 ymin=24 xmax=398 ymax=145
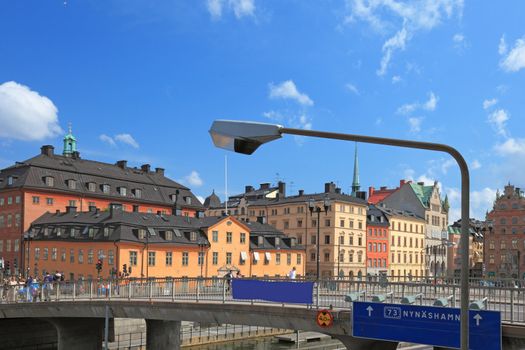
xmin=352 ymin=302 xmax=501 ymax=350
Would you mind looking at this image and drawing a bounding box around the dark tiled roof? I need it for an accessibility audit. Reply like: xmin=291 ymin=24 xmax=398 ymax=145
xmin=0 ymin=152 xmax=202 ymax=209
xmin=203 ymin=190 xmax=221 ymax=208
xmin=245 ymin=192 xmax=367 ymax=207
xmin=376 ymin=205 xmax=424 ymax=221
xmin=367 ymin=205 xmax=390 ymax=227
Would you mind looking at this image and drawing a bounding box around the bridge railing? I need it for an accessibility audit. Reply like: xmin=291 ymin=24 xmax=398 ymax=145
xmin=3 ymin=276 xmax=525 ymax=324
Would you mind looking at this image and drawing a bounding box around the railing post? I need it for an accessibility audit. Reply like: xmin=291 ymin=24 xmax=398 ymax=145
xmin=511 ymin=289 xmax=514 ymax=323
xmin=73 ymin=282 xmax=76 ymax=301
xmin=108 ymin=281 xmax=112 ymax=300
xmin=149 ymin=280 xmax=153 ymax=301
xmin=56 ymin=282 xmax=60 ymax=301
xmin=452 ymin=285 xmax=457 ymax=308
xmin=172 ymin=279 xmax=176 ymax=302
xmin=316 ymin=281 xmax=320 ymax=309
xmin=89 ymin=281 xmax=93 ymax=300
xmin=196 ymin=278 xmax=200 ymax=303
xmin=222 ymin=279 xmax=226 ymax=303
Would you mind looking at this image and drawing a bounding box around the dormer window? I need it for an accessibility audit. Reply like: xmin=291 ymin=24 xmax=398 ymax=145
xmin=70 ymin=228 xmax=76 ymax=238
xmin=275 ymin=237 xmax=280 ymax=246
xmin=88 ymin=227 xmax=95 ymax=238
xmin=190 ymin=231 xmax=197 ymax=241
xmin=185 ymin=197 xmax=192 ymax=205
xmin=258 ymin=236 xmax=264 ymax=245
xmin=138 ymin=229 xmax=146 ymax=239
xmin=170 ymin=194 xmax=177 ymax=203
xmin=44 ymin=176 xmax=54 ymax=187
xmin=87 ymin=182 xmax=96 ymax=192
xmin=67 ymin=179 xmax=77 ymax=190
xmin=104 ymin=227 xmax=110 ymax=237
xmin=132 ymin=189 xmax=142 ymax=198
xmin=119 ymin=187 xmax=127 ymax=196
xmin=56 ymin=227 xmax=62 ymax=237
xmin=44 ymin=227 xmax=49 ymax=236
xmin=102 ymin=184 xmax=110 ymax=194
xmin=165 ymin=230 xmax=173 ymax=240
xmin=7 ymin=176 xmax=14 ymax=185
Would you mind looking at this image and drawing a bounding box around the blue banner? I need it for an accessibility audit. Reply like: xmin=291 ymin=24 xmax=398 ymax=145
xmin=232 ymin=279 xmax=314 ymax=304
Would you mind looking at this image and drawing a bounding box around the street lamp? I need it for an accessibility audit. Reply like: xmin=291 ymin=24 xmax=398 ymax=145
xmin=308 ymin=197 xmax=331 ymax=280
xmin=209 ymin=120 xmax=471 ymax=350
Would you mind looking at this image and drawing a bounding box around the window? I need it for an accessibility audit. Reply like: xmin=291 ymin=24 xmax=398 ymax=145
xmin=88 ymin=249 xmax=94 ymax=264
xmin=311 ymin=235 xmax=316 ymax=244
xmin=297 ymin=254 xmax=302 ymax=264
xmin=226 ymin=232 xmax=232 ymax=243
xmin=130 ymin=251 xmax=138 ymax=266
xmin=297 ymin=220 xmax=303 ymax=228
xmin=7 ymin=197 xmax=12 ymax=205
xmin=32 ymin=196 xmax=40 ymax=204
xmin=35 ymin=247 xmax=40 ymax=261
xmin=276 ymin=253 xmax=281 ymax=265
xmin=52 ymin=248 xmax=57 ymax=261
xmin=212 ymin=230 xmax=218 ymax=242
xmin=213 ymin=252 xmax=218 ymax=265
xmin=310 ymin=252 xmax=316 ymax=262
xmin=284 ymin=221 xmax=289 ymax=229
xmin=7 ymin=214 xmax=11 ymax=227
xmin=133 ymin=188 xmax=142 ymax=198
xmin=287 ymin=253 xmax=292 ymax=265
xmin=70 ymin=249 xmax=74 ymax=263
xmin=182 ymin=252 xmax=189 ymax=266
xmin=15 ymin=214 xmax=20 ymax=227
xmin=0 ymin=216 xmax=4 ymax=228
xmin=349 ymin=220 xmax=354 ymax=228
xmin=67 ymin=179 xmax=77 ymax=190
xmin=358 ymin=222 xmax=363 ymax=229
xmin=102 ymin=184 xmax=110 ymax=194
xmin=42 ymin=247 xmax=48 ymax=260
xmin=138 ymin=229 xmax=146 ymax=239
xmin=46 ymin=198 xmax=53 ymax=205
xmin=198 ymin=252 xmax=205 ymax=266
xmin=78 ymin=249 xmax=84 ymax=264
xmin=240 ymin=232 xmax=246 ymax=244
xmin=190 ymin=231 xmax=197 ymax=241
xmin=45 ymin=176 xmax=54 ymax=187
xmin=119 ymin=187 xmax=127 ymax=196
xmin=325 ymin=235 xmax=330 ymax=244
xmin=0 ymin=198 xmax=3 ymax=206
xmin=325 ymin=219 xmax=331 ymax=227
xmin=340 ymin=219 xmax=345 ymax=227
xmin=312 ymin=219 xmax=317 ymax=227
xmin=104 ymin=227 xmax=111 ymax=237
xmin=69 ymin=200 xmax=76 ymax=207
xmin=108 ymin=250 xmax=114 ymax=265
xmin=339 ymin=235 xmax=344 ymax=244
xmin=358 ymin=237 xmax=362 ymax=246
xmin=147 ymin=251 xmax=155 ymax=266
xmin=501 ymin=218 xmax=507 ymax=225
xmin=87 ymin=182 xmax=96 ymax=192
xmin=324 ymin=252 xmax=330 ymax=262
xmin=6 ymin=240 xmax=11 ymax=252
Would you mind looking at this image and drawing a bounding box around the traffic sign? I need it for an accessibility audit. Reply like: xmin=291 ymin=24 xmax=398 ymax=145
xmin=352 ymin=302 xmax=501 ymax=350
xmin=316 ymin=309 xmax=333 ymax=328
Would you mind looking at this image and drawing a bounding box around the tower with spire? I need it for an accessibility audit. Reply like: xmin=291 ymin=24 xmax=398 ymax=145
xmin=63 ymin=122 xmax=77 ymax=157
xmin=351 ymin=142 xmax=360 ymax=197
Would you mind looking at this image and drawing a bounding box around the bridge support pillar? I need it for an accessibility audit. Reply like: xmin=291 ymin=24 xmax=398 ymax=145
xmin=334 ymin=335 xmax=398 ymax=350
xmin=146 ymin=319 xmax=181 ymax=349
xmin=48 ymin=317 xmax=104 ymax=350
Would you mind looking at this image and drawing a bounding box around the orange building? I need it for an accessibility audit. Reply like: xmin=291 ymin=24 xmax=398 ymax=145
xmin=0 ymin=129 xmax=202 ymax=276
xmin=26 ymin=206 xmax=305 ymax=280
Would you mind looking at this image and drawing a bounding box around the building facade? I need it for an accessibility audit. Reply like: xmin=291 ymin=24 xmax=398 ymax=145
xmin=366 ymin=205 xmax=390 ymax=276
xmin=447 ymin=219 xmax=484 ymax=277
xmin=381 ymin=180 xmax=449 ymax=277
xmin=484 ymin=184 xmax=525 ymax=279
xmin=0 ymin=132 xmax=202 ymax=276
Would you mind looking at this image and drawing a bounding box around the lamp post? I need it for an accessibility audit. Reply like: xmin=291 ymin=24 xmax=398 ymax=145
xmin=209 ymin=120 xmax=471 ymax=350
xmin=308 ymin=197 xmax=331 ymax=280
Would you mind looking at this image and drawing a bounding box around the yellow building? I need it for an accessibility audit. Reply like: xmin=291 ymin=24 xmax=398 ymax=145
xmin=378 ymin=206 xmax=426 ymax=279
xmin=206 ymin=182 xmax=368 ymax=279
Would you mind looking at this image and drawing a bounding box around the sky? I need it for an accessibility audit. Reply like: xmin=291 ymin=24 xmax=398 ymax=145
xmin=1 ymin=0 xmax=525 ymax=222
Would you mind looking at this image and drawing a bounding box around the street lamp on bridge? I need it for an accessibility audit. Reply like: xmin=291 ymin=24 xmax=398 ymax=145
xmin=209 ymin=119 xmax=471 ymax=350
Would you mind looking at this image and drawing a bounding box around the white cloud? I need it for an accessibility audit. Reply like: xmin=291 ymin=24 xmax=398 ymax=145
xmin=392 ymin=75 xmax=402 ymax=84
xmin=99 ymin=133 xmax=139 ymax=148
xmin=471 ymin=159 xmax=481 ymax=170
xmin=403 ymin=168 xmax=415 ymax=181
xmin=114 ymin=134 xmax=139 ymax=148
xmin=206 ymin=0 xmax=255 ymax=19
xmin=482 ymin=98 xmax=498 ymax=110
xmin=408 ymin=117 xmax=423 ymax=133
xmin=487 ymin=109 xmax=509 ymax=137
xmin=184 ymin=170 xmax=203 ymax=187
xmin=471 ymin=187 xmax=497 ymax=219
xmin=453 ymin=33 xmax=464 ymax=43
xmin=345 ymin=83 xmax=360 ymax=95
xmin=0 ymin=81 xmax=62 ymax=141
xmin=269 ymin=80 xmax=313 ymax=106
xmin=494 ymin=138 xmax=525 ymax=156
xmin=423 ymin=91 xmax=438 ymax=111
xmin=440 ymin=158 xmax=455 ymax=174
xmin=99 ymin=134 xmax=116 ymax=147
xmin=263 ymin=111 xmax=312 ymax=131
xmin=207 ymin=0 xmax=223 ymax=19
xmin=196 ymin=195 xmax=205 ymax=204
xmin=498 ymin=35 xmax=507 ymax=55
xmin=397 ymin=91 xmax=438 ymax=114
xmin=500 ymin=37 xmax=525 ymax=72
xmin=347 ymin=0 xmax=463 ymax=76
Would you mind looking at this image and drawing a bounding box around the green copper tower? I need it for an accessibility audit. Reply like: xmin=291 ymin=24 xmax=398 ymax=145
xmin=351 ymin=142 xmax=360 ymax=196
xmin=63 ymin=122 xmax=77 ymax=157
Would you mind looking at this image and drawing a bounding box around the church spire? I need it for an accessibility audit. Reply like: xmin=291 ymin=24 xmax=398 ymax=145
xmin=351 ymin=142 xmax=360 ymax=196
xmin=63 ymin=122 xmax=77 ymax=157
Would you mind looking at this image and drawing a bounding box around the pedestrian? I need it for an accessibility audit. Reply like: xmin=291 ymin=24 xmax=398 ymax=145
xmin=225 ymin=270 xmax=232 ymax=292
xmin=288 ymin=266 xmax=297 ymax=280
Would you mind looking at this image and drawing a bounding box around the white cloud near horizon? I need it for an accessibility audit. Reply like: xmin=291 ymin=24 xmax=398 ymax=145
xmin=183 ymin=170 xmax=204 ymax=187
xmin=206 ymin=0 xmax=255 ymax=19
xmin=99 ymin=133 xmax=139 ymax=148
xmin=500 ymin=36 xmax=525 ymax=72
xmin=269 ymin=80 xmax=314 ymax=106
xmin=0 ymin=81 xmax=63 ymax=141
xmin=346 ymin=0 xmax=463 ymax=76
xmin=494 ymin=138 xmax=525 ymax=156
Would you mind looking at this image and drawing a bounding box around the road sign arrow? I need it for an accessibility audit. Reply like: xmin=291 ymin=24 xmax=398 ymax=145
xmin=473 ymin=313 xmax=482 ymax=326
xmin=366 ymin=306 xmax=373 ymax=317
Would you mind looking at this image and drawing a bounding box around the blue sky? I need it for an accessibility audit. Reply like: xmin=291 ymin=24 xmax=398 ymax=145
xmin=1 ymin=0 xmax=525 ymax=221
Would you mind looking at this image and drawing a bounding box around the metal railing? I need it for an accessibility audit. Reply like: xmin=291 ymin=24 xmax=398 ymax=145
xmin=3 ymin=276 xmax=525 ymax=324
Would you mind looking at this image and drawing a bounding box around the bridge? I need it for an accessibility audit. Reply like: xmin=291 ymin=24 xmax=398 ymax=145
xmin=2 ymin=277 xmax=525 ymax=349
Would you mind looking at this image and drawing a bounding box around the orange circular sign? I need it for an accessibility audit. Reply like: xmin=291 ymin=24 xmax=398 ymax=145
xmin=316 ymin=309 xmax=333 ymax=328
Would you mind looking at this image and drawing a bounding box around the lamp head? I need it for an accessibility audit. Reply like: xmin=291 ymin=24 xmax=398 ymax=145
xmin=209 ymin=120 xmax=283 ymax=155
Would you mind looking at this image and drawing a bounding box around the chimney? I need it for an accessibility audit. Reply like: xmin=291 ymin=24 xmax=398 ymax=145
xmin=400 ymin=179 xmax=406 ymax=187
xmin=155 ymin=167 xmax=164 ymax=176
xmin=356 ymin=191 xmax=367 ymax=200
xmin=380 ymin=186 xmax=387 ymax=190
xmin=324 ymin=182 xmax=336 ymax=193
xmin=256 ymin=216 xmax=266 ymax=224
xmin=260 ymin=183 xmax=270 ymax=190
xmin=278 ymin=181 xmax=286 ymax=197
xmin=55 ymin=209 xmax=60 ymax=215
xmin=41 ymin=145 xmax=54 ymax=157
xmin=88 ymin=205 xmax=97 ymax=212
xmin=116 ymin=160 xmax=127 ymax=169
xmin=369 ymin=187 xmax=375 ymax=198
xmin=141 ymin=164 xmax=151 ymax=173
xmin=132 ymin=205 xmax=139 ymax=212
xmin=418 ymin=182 xmax=425 ymax=186
xmin=71 ymin=151 xmax=81 ymax=159
xmin=335 ymin=188 xmax=341 ymax=194
xmin=245 ymin=185 xmax=254 ymax=193
xmin=298 ymin=189 xmax=304 ymax=196
xmin=109 ymin=203 xmax=123 ymax=217
xmin=66 ymin=206 xmax=77 ymax=214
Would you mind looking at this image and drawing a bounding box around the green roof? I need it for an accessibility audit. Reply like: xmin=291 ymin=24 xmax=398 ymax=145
xmin=409 ymin=182 xmax=434 ymax=208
